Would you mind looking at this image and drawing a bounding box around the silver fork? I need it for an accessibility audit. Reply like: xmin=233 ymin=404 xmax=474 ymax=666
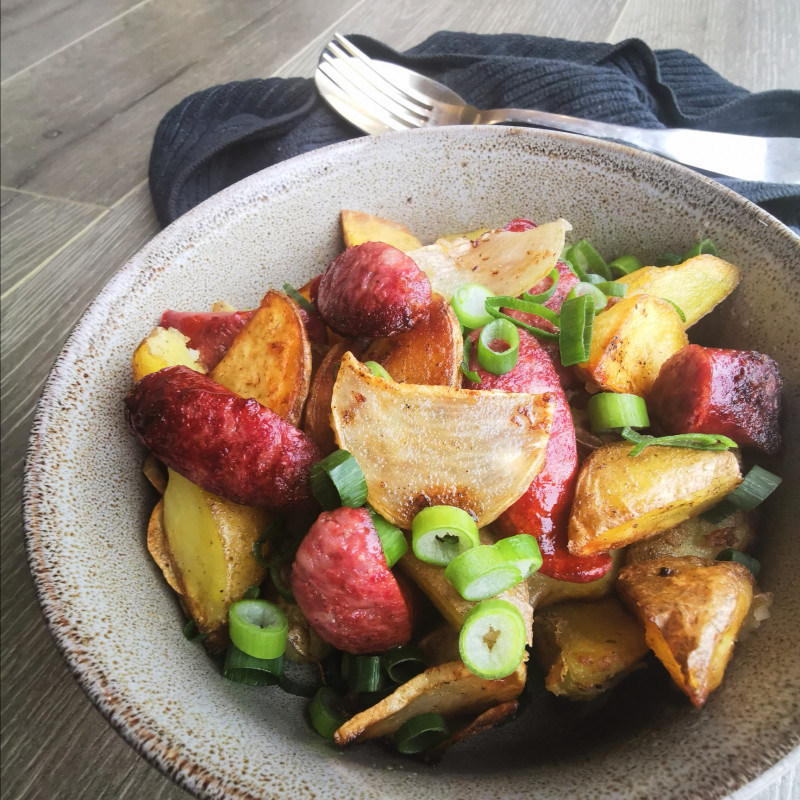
xmin=316 ymin=33 xmax=800 ymax=184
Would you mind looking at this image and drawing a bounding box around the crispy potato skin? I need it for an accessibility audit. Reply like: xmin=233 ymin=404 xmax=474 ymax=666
xmin=341 ymin=209 xmax=422 ymax=251
xmin=617 ymin=556 xmax=754 ymax=707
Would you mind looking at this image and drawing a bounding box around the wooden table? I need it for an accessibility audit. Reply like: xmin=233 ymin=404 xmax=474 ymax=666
xmin=2 ymin=1 xmax=798 ymax=797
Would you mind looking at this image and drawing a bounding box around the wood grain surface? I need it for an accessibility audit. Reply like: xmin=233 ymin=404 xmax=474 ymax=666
xmin=1 ymin=1 xmax=798 ymax=798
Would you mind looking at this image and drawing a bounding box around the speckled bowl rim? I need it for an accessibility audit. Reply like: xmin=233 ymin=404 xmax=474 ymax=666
xmin=23 ymin=126 xmax=800 ymax=800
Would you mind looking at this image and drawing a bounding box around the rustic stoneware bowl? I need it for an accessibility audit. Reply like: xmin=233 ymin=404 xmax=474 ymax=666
xmin=25 ymin=126 xmax=799 ymax=799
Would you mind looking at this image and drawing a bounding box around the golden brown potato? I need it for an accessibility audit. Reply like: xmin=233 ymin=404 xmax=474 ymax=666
xmin=211 ymin=289 xmax=312 ymax=425
xmin=615 ymin=254 xmax=740 ymax=329
xmin=617 ymin=556 xmax=754 ymax=707
xmin=361 ymin=293 xmax=463 ymax=387
xmin=146 ymin=499 xmax=182 ymax=594
xmin=279 ymin=597 xmax=332 ymax=664
xmin=162 ymin=469 xmax=270 ymax=651
xmin=142 ymin=453 xmax=167 ymax=494
xmin=341 ymin=209 xmax=423 ymax=251
xmin=568 ymin=442 xmax=741 ymax=556
xmin=533 ymin=596 xmax=649 ymax=700
xmin=574 ymin=294 xmax=688 ymax=396
xmin=131 ymin=326 xmax=205 ymax=383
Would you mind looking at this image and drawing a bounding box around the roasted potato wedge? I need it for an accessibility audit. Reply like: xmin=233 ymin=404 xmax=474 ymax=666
xmin=211 ymin=289 xmax=311 ymax=425
xmin=335 ymin=660 xmax=526 ymax=746
xmin=331 ymin=352 xmax=554 ymax=529
xmin=341 ymin=209 xmax=423 ymax=251
xmin=142 ymin=453 xmax=167 ymax=494
xmin=131 ymin=326 xmax=205 ymax=383
xmin=615 ymin=254 xmax=740 ymax=328
xmin=617 ymin=556 xmax=754 ymax=707
xmin=568 ymin=442 xmax=741 ymax=556
xmin=527 ymin=549 xmax=623 ymax=610
xmin=361 ymin=293 xmax=462 ymax=387
xmin=162 ymin=468 xmax=270 ymax=651
xmin=575 ymin=294 xmax=688 ymax=396
xmin=146 ymin=499 xmax=182 ymax=594
xmin=279 ymin=597 xmax=331 ymax=664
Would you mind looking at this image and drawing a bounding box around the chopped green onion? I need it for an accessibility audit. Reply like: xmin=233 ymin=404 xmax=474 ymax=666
xmin=411 ymin=505 xmax=480 ymax=566
xmin=702 ymin=465 xmax=782 ymax=523
xmin=621 ymin=427 xmax=737 ymax=457
xmin=444 ymin=545 xmax=523 ymax=601
xmin=558 ymin=294 xmax=594 ymax=366
xmin=655 ymin=252 xmax=683 ymax=267
xmin=459 ymin=599 xmax=526 ymax=680
xmin=394 ymin=713 xmax=450 ymax=755
xmin=223 ymin=643 xmax=283 ymax=686
xmin=182 ymin=619 xmax=207 ymax=642
xmin=282 ymin=282 xmax=316 ymax=313
xmin=716 ymin=547 xmax=761 ymax=577
xmin=521 ymin=268 xmax=560 ymax=303
xmin=367 ymin=507 xmax=408 ymax=568
xmin=310 ymin=449 xmax=368 ymax=510
xmin=364 ymin=361 xmax=392 ymax=380
xmin=568 ymin=239 xmax=612 ymax=280
xmin=581 ymin=272 xmax=607 ymax=285
xmin=683 ymin=238 xmax=718 ymax=259
xmin=460 ymin=334 xmax=481 ymax=383
xmin=381 ymin=645 xmax=428 ymax=684
xmin=252 ymin=516 xmax=282 ymax=568
xmin=567 ymin=281 xmax=608 ymax=312
xmin=268 ymin=552 xmax=295 ymax=602
xmin=347 ymin=655 xmax=385 ymax=693
xmin=477 ymin=318 xmax=519 ymax=375
xmin=661 ymin=298 xmax=687 ymax=323
xmin=588 ymin=393 xmax=650 ymax=432
xmin=279 ymin=673 xmax=320 ymax=698
xmin=309 ymin=686 xmax=346 ymax=740
xmin=484 ymin=296 xmax=560 ymax=341
xmin=493 ymin=534 xmax=543 ymax=579
xmin=608 ymin=255 xmax=642 ymax=277
xmin=228 ymin=599 xmax=288 ymax=660
xmin=451 ymin=283 xmax=495 ymax=329
xmin=594 ymin=281 xmax=628 ymax=298
xmin=242 ymin=584 xmax=261 ymax=600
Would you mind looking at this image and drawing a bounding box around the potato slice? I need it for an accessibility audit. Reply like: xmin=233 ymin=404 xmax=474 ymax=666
xmin=331 ymin=352 xmax=554 ymax=529
xmin=279 ymin=597 xmax=331 ymax=664
xmin=533 ymin=597 xmax=649 ymax=700
xmin=211 ymin=289 xmax=311 ymax=425
xmin=408 ymin=219 xmax=571 ymax=299
xmin=615 ymin=255 xmax=740 ymax=328
xmin=568 ymin=442 xmax=741 ymax=556
xmin=146 ymin=499 xmax=182 ymax=594
xmin=335 ymin=660 xmax=526 ymax=745
xmin=361 ymin=293 xmax=462 ymax=387
xmin=341 ymin=209 xmax=422 ymax=251
xmin=162 ymin=469 xmax=270 ymax=651
xmin=131 ymin=326 xmax=205 ymax=382
xmin=142 ymin=453 xmax=167 ymax=494
xmin=527 ymin=549 xmax=623 ymax=610
xmin=575 ymin=295 xmax=688 ymax=396
xmin=617 ymin=556 xmax=754 ymax=707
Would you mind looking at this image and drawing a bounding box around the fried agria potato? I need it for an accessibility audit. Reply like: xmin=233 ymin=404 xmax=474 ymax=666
xmin=211 ymin=289 xmax=311 ymax=426
xmin=568 ymin=442 xmax=741 ymax=556
xmin=331 ymin=352 xmax=554 ymax=529
xmin=574 ymin=294 xmax=688 ymax=396
xmin=335 ymin=660 xmax=526 ymax=746
xmin=617 ymin=556 xmax=755 ymax=707
xmin=279 ymin=597 xmax=331 ymax=664
xmin=341 ymin=209 xmax=423 ymax=251
xmin=615 ymin=254 xmax=740 ymax=329
xmin=533 ymin=596 xmax=649 ymax=700
xmin=131 ymin=326 xmax=205 ymax=383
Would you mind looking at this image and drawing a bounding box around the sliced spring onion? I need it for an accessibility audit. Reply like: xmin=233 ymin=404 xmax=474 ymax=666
xmin=460 ymin=334 xmax=481 ymax=383
xmin=459 ymin=598 xmax=526 ymax=680
xmin=608 ymin=255 xmax=642 ymax=277
xmin=182 ymin=619 xmax=206 ymax=642
xmin=716 ymin=547 xmax=761 ymax=577
xmin=702 ymin=465 xmax=782 ymax=523
xmin=521 ymin=268 xmax=560 ymax=304
xmin=223 ymin=643 xmax=283 ymax=686
xmin=394 ymin=713 xmax=450 ymax=755
xmin=228 ymin=599 xmax=288 ymax=660
xmin=655 ymin=252 xmax=683 ymax=267
xmin=683 ymin=238 xmax=718 ymax=259
xmin=594 ymin=281 xmax=628 ymax=298
xmin=558 ymin=294 xmax=594 ymax=366
xmin=661 ymin=298 xmax=687 ymax=323
xmin=251 ymin=516 xmax=282 ymax=568
xmin=620 ymin=426 xmax=737 ymax=457
xmin=477 ymin=318 xmax=520 ymax=375
xmin=268 ymin=552 xmax=295 ymax=602
xmin=367 ymin=507 xmax=408 ymax=568
xmin=582 ymin=273 xmax=607 ymax=285
xmin=588 ymin=393 xmax=650 ymax=432
xmin=493 ymin=534 xmax=543 ymax=579
xmin=568 ymin=239 xmax=612 ymax=279
xmin=566 ymin=281 xmax=608 ymax=312
xmin=444 ymin=545 xmax=523 ymax=601
xmin=347 ymin=655 xmax=385 ymax=693
xmin=484 ymin=296 xmax=560 ymax=341
xmin=282 ymin=282 xmax=316 ymax=313
xmin=309 ymin=686 xmax=346 ymax=740
xmin=451 ymin=283 xmax=495 ymax=329
xmin=242 ymin=584 xmax=260 ymax=600
xmin=381 ymin=645 xmax=428 ymax=684
xmin=364 ymin=361 xmax=392 ymax=380
xmin=310 ymin=449 xmax=368 ymax=510
xmin=411 ymin=505 xmax=480 ymax=566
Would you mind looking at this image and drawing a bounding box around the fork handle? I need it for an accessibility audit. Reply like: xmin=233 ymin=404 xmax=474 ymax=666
xmin=474 ymin=107 xmax=800 ymax=184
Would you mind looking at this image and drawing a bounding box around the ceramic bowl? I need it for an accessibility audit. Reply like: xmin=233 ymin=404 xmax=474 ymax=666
xmin=24 ymin=126 xmax=799 ymax=799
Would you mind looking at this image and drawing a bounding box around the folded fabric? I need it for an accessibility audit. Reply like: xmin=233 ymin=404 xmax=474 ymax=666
xmin=148 ymin=32 xmax=800 ymax=231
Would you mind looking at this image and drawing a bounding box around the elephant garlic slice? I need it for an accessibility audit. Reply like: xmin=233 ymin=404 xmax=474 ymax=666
xmin=330 ymin=353 xmax=554 ymax=529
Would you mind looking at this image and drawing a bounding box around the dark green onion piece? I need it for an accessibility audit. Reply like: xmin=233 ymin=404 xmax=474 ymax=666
xmin=394 ymin=713 xmax=450 ymax=755
xmin=460 ymin=334 xmax=481 ymax=383
xmin=223 ymin=643 xmax=283 ymax=686
xmin=269 ymin=552 xmax=295 ymax=602
xmin=560 ymin=244 xmax=586 ymax=280
xmin=655 ymin=252 xmax=683 ymax=267
xmin=282 ymin=282 xmax=316 ymax=314
xmin=608 ymin=255 xmax=642 ymax=277
xmin=558 ymin=294 xmax=594 ymax=367
xmin=367 ymin=507 xmax=408 ymax=568
xmin=594 ymin=281 xmax=628 ymax=298
xmin=450 ymin=283 xmax=495 ymax=329
xmin=477 ymin=318 xmax=520 ymax=375
xmin=569 ymin=239 xmax=612 ymax=280
xmin=484 ymin=296 xmax=560 ymax=341
xmin=279 ymin=674 xmax=320 ymax=698
xmin=567 ymin=282 xmax=608 ymax=312
xmin=716 ymin=548 xmax=761 ymax=577
xmin=701 ymin=498 xmax=741 ymax=525
xmin=621 ymin=426 xmax=737 ymax=457
xmin=242 ymin=584 xmax=260 ymax=600
xmin=309 ymin=687 xmax=346 ymax=740
xmin=348 ymin=655 xmax=385 ymax=693
xmin=683 ymin=238 xmax=718 ymax=259
xmin=182 ymin=619 xmax=207 ymax=642
xmin=381 ymin=645 xmax=428 ymax=684
xmin=521 ymin=268 xmax=560 ymax=304
xmin=364 ymin=361 xmax=392 ymax=380
xmin=702 ymin=465 xmax=782 ymax=523
xmin=661 ymin=298 xmax=687 ymax=323
xmin=310 ymin=449 xmax=368 ymax=510
xmin=588 ymin=393 xmax=650 ymax=432
xmin=251 ymin=516 xmax=282 ymax=568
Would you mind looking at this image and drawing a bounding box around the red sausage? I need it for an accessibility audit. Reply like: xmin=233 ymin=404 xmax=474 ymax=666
xmin=160 ymin=309 xmax=255 ymax=371
xmin=316 ymin=242 xmax=431 ymax=337
xmin=125 ymin=365 xmax=322 ymax=508
xmin=649 ymin=344 xmax=782 ymax=454
xmin=465 ymin=330 xmax=611 ymax=582
xmin=291 ymin=507 xmax=414 ymax=654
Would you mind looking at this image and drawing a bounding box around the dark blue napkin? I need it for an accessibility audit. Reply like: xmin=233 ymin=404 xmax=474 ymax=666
xmin=148 ymin=32 xmax=800 ymax=230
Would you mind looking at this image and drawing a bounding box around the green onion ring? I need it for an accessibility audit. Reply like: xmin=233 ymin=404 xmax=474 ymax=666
xmin=394 ymin=713 xmax=450 ymax=755
xmin=309 ymin=687 xmax=346 ymax=740
xmin=411 ymin=505 xmax=480 ymax=566
xmin=282 ymin=282 xmax=316 ymax=313
xmin=715 ymin=547 xmax=761 ymax=577
xmin=458 ymin=599 xmax=526 ymax=680
xmin=450 ymin=283 xmax=495 ymax=330
xmin=484 ymin=296 xmax=560 ymax=341
xmin=521 ymin=268 xmax=560 ymax=304
xmin=367 ymin=507 xmax=408 ymax=568
xmin=588 ymin=393 xmax=650 ymax=433
xmin=444 ymin=545 xmax=523 ymax=601
xmin=477 ymin=318 xmax=520 ymax=375
xmin=310 ymin=449 xmax=368 ymax=510
xmin=558 ymin=294 xmax=594 ymax=366
xmin=493 ymin=534 xmax=543 ymax=579
xmin=228 ymin=599 xmax=288 ymax=660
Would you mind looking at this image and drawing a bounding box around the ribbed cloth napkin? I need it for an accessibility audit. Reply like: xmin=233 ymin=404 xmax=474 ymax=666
xmin=148 ymin=32 xmax=800 ymax=231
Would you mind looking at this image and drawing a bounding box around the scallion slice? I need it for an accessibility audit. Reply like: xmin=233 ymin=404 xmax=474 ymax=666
xmin=251 ymin=516 xmax=282 ymax=568
xmin=716 ymin=547 xmax=761 ymax=577
xmin=381 ymin=645 xmax=428 ymax=684
xmin=364 ymin=361 xmax=392 ymax=380
xmin=347 ymin=655 xmax=385 ymax=693
xmin=558 ymin=294 xmax=594 ymax=366
xmin=568 ymin=239 xmax=612 ymax=280
xmin=444 ymin=545 xmax=523 ymax=601
xmin=242 ymin=584 xmax=260 ymax=600
xmin=608 ymin=255 xmax=642 ymax=277
xmin=655 ymin=252 xmax=683 ymax=267
xmin=594 ymin=281 xmax=628 ymax=298
xmin=460 ymin=334 xmax=481 ymax=383
xmin=309 ymin=686 xmax=346 ymax=740
xmin=702 ymin=465 xmax=782 ymax=523
xmin=394 ymin=713 xmax=450 ymax=755
xmin=588 ymin=393 xmax=650 ymax=432
xmin=310 ymin=449 xmax=368 ymax=510
xmin=367 ymin=507 xmax=408 ymax=568
xmin=459 ymin=599 xmax=526 ymax=680
xmin=521 ymin=268 xmax=560 ymax=303
xmin=484 ymin=296 xmax=560 ymax=340
xmin=451 ymin=283 xmax=495 ymax=329
xmin=282 ymin=282 xmax=316 ymax=313
xmin=683 ymin=238 xmax=718 ymax=259
xmin=493 ymin=534 xmax=543 ymax=579
xmin=620 ymin=426 xmax=737 ymax=457
xmin=411 ymin=506 xmax=480 ymax=566
xmin=477 ymin=318 xmax=519 ymax=375
xmin=228 ymin=599 xmax=288 ymax=660
xmin=567 ymin=281 xmax=608 ymax=312
xmin=661 ymin=298 xmax=687 ymax=323
xmin=223 ymin=643 xmax=283 ymax=686
xmin=182 ymin=619 xmax=207 ymax=642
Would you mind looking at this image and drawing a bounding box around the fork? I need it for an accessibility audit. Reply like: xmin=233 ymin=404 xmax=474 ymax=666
xmin=316 ymin=34 xmax=800 ymax=184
